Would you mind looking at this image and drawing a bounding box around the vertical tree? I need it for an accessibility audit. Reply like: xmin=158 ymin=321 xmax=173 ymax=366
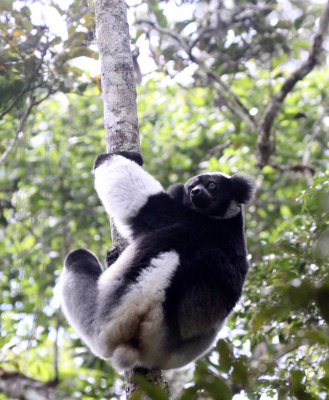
xmin=93 ymin=0 xmax=169 ymax=397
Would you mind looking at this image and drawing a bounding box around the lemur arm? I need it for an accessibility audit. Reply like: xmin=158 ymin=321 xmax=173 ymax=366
xmin=94 ymin=152 xmax=165 ymax=239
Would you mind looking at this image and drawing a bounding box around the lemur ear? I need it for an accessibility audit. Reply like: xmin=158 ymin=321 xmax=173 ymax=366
xmin=168 ymin=183 xmax=192 ymax=208
xmin=231 ymin=174 xmax=255 ymax=204
xmin=167 ymin=183 xmax=186 ymax=203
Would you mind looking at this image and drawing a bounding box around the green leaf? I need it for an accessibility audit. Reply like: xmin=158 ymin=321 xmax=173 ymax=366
xmin=134 ymin=375 xmax=168 ymax=400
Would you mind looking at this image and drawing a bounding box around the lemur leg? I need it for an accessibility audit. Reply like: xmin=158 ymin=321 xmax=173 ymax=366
xmin=60 ymin=249 xmax=108 ymax=359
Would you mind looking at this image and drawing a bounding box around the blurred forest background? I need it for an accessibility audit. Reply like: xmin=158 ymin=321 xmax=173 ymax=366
xmin=1 ymin=0 xmax=329 ymax=399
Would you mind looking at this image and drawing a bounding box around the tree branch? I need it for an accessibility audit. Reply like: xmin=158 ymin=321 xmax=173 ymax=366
xmin=258 ymin=0 xmax=329 ymax=166
xmin=0 ymin=368 xmax=73 ymax=400
xmin=95 ymin=0 xmax=140 ymax=156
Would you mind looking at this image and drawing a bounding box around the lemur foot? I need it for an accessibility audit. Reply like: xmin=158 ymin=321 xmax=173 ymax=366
xmin=65 ymin=249 xmax=102 ymax=275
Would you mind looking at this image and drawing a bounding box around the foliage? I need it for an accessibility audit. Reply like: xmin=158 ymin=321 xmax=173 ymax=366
xmin=131 ymin=0 xmax=325 ymax=83
xmin=1 ymin=0 xmax=329 ymax=399
xmin=0 ymin=0 xmax=97 ymax=163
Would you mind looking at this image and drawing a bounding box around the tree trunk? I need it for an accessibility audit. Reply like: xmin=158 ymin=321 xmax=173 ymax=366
xmin=94 ymin=0 xmax=169 ymax=398
xmin=95 ymin=0 xmax=140 ymax=154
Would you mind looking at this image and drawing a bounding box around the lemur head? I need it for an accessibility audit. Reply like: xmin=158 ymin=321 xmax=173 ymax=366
xmin=182 ymin=172 xmax=255 ymax=218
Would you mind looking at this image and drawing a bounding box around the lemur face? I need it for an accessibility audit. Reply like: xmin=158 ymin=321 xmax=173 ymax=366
xmin=184 ymin=173 xmax=235 ymax=217
xmin=183 ymin=172 xmax=255 ymax=218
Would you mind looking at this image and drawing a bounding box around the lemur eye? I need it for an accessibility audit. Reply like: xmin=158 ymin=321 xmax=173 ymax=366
xmin=207 ymin=181 xmax=216 ymax=190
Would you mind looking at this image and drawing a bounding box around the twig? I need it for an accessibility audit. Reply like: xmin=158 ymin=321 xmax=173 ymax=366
xmin=303 ymin=105 xmax=326 ymax=166
xmin=270 ymin=163 xmax=316 ymax=175
xmin=204 ymin=68 xmax=259 ymax=130
xmin=0 ymin=89 xmax=53 ymax=165
xmin=0 ymin=100 xmax=34 ymax=164
xmin=188 ymin=27 xmax=217 ymax=53
xmin=136 ymin=19 xmax=189 ymax=51
xmin=302 ymin=105 xmax=326 ymax=184
xmin=207 ymin=140 xmax=232 ymax=158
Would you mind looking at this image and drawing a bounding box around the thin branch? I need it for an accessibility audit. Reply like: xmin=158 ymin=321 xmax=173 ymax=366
xmin=0 ymin=101 xmax=34 ymax=165
xmin=302 ymin=105 xmax=327 ymax=184
xmin=269 ymin=163 xmax=316 ymax=175
xmin=187 ymin=27 xmax=216 ymax=53
xmin=136 ymin=19 xmax=189 ymax=51
xmin=258 ymin=0 xmax=329 ymax=166
xmin=0 ymin=89 xmax=53 ymax=165
xmin=230 ymin=2 xmax=275 ymax=24
xmin=303 ymin=105 xmax=326 ymax=166
xmin=204 ymin=68 xmax=259 ymax=129
xmin=207 ymin=140 xmax=231 ymax=158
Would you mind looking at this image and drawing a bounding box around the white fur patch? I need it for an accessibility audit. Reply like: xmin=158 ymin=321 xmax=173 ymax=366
xmin=94 ymin=156 xmax=163 ymax=239
xmin=97 ymin=250 xmax=180 ymax=368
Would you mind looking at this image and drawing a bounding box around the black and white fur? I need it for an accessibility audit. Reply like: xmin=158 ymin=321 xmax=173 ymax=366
xmin=60 ymin=152 xmax=254 ymax=371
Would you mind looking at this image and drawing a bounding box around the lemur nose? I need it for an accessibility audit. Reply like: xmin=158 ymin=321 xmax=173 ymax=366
xmin=191 ymin=187 xmax=201 ymax=196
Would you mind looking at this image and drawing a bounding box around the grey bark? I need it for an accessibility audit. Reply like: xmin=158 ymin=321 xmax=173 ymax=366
xmin=94 ymin=0 xmax=140 ymax=155
xmin=94 ymin=0 xmax=169 ymax=398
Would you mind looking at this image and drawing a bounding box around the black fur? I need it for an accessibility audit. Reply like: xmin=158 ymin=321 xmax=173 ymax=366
xmin=96 ymin=190 xmax=250 ymax=344
xmin=167 ymin=183 xmax=187 ymax=204
xmin=94 ymin=151 xmax=143 ymax=169
xmin=106 ymin=247 xmax=120 ymax=268
xmin=231 ymin=174 xmax=255 ymax=204
xmin=121 ymin=193 xmax=248 ymax=342
xmin=65 ymin=249 xmax=102 ymax=276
